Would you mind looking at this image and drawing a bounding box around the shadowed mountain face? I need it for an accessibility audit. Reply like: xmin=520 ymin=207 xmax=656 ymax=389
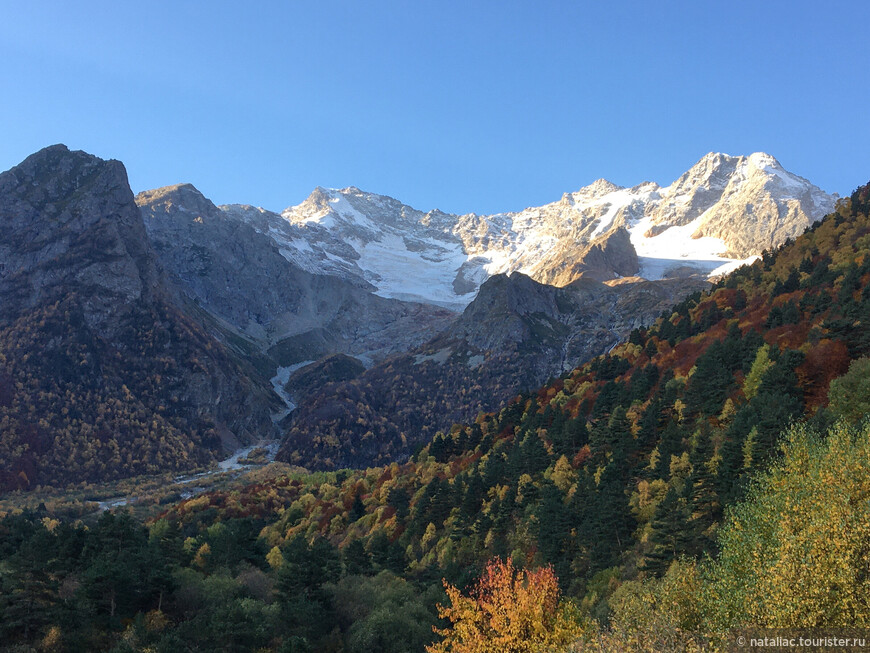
xmin=0 ymin=146 xmax=277 ymax=490
xmin=0 ymin=145 xmax=161 ymax=332
xmin=0 ymin=145 xmax=839 ymax=490
xmin=277 ymin=272 xmax=708 ymax=470
xmin=136 ymin=184 xmax=457 ymax=368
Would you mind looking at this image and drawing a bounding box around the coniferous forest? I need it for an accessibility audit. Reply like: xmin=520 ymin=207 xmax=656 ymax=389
xmin=3 ymin=184 xmax=870 ymax=651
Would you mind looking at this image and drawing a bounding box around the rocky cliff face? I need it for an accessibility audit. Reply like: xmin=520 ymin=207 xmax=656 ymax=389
xmin=535 ymin=227 xmax=640 ymax=285
xmin=0 ymin=145 xmax=838 ymax=486
xmin=0 ymin=146 xmax=277 ymax=490
xmin=137 ymin=185 xmax=457 ymax=367
xmin=277 ymin=272 xmax=708 ymax=470
xmin=0 ymin=145 xmax=161 ymax=334
xmin=684 ymin=153 xmax=833 ymax=257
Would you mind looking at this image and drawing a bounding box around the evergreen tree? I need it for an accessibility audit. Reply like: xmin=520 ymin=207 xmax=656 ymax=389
xmin=343 ymin=539 xmax=373 ymax=576
xmin=350 ymin=493 xmax=366 ymax=522
xmin=534 ymin=481 xmax=570 ymax=570
xmin=585 ymin=444 xmax=635 ymax=570
xmin=641 ymin=488 xmax=691 ymax=576
xmin=655 ymin=419 xmax=684 ymax=480
xmin=686 ymin=424 xmax=721 ymax=554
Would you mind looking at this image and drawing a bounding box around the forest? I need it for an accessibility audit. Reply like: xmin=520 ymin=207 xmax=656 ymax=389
xmin=2 ymin=182 xmax=870 ymax=651
xmin=0 ymin=297 xmax=250 ymax=492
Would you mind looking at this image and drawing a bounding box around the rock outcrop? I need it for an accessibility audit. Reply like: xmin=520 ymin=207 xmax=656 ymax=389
xmin=265 ymin=153 xmax=834 ymax=306
xmin=0 ymin=145 xmax=161 ymax=334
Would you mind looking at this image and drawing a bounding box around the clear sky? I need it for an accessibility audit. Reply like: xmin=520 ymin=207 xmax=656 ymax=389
xmin=1 ymin=1 xmax=868 ymax=215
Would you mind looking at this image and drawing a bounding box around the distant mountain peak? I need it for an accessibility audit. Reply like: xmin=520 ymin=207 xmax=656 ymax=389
xmin=136 ymin=183 xmax=221 ymax=224
xmin=747 ymin=151 xmax=782 ymax=168
xmin=581 ymin=178 xmax=624 ymax=197
xmin=155 ymin=153 xmax=836 ymax=312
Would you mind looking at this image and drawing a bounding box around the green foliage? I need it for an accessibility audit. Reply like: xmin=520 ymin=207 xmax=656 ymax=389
xmin=827 ymin=356 xmax=870 ymax=422
xmin=332 ymin=572 xmax=439 ymax=653
xmin=742 ymin=344 xmax=772 ymax=401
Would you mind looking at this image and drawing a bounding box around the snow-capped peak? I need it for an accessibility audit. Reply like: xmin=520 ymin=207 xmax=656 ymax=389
xmin=747 ymin=151 xmax=782 ymax=170
xmin=218 ymin=154 xmax=836 ymax=310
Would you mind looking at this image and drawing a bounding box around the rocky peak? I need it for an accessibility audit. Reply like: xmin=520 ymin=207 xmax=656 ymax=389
xmin=236 ymin=152 xmax=835 ymax=309
xmin=137 ymin=183 xmax=222 ymax=222
xmin=464 ymin=272 xmax=559 ymax=318
xmin=746 ymin=151 xmax=782 ymax=170
xmin=0 ymin=144 xmax=161 ymax=332
xmin=580 ymin=178 xmax=624 ymax=198
xmin=0 ymin=146 xmax=281 ymax=487
xmin=578 ymin=227 xmax=640 ymax=280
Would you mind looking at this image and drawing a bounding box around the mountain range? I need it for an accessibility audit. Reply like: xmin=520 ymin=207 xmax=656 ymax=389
xmin=0 ymin=145 xmax=837 ymax=485
xmin=230 ymin=151 xmax=834 ymax=309
xmin=99 ymin=180 xmax=870 ymax=653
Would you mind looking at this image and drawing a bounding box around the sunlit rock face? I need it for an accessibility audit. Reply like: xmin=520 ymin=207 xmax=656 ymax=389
xmin=247 ymin=152 xmax=834 ymax=309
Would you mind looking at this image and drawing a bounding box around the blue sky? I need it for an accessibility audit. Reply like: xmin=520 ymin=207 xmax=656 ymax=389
xmin=1 ymin=1 xmax=867 ymax=215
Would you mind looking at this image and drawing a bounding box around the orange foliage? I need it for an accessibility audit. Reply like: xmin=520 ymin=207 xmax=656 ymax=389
xmin=766 ymin=321 xmax=812 ymax=350
xmin=428 ymin=557 xmax=579 ymax=653
xmin=572 ymin=445 xmax=592 ymax=468
xmin=711 ymin=288 xmax=738 ymax=309
xmin=670 ymin=338 xmax=707 ymax=376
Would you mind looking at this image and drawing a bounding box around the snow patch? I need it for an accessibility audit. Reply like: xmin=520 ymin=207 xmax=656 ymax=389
xmin=225 ymin=154 xmax=834 ymax=308
xmin=414 ymin=347 xmax=452 ymax=366
xmin=353 ymin=233 xmax=470 ymax=308
xmin=628 ymin=211 xmax=748 ymax=280
xmin=589 ymin=189 xmax=637 ymax=238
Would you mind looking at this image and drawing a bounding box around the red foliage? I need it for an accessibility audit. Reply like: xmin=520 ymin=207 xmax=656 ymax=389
xmin=711 ymin=288 xmax=738 ymax=309
xmin=378 ymin=505 xmax=396 ymax=522
xmin=572 ymin=445 xmax=591 ymax=468
xmin=798 ymin=339 xmax=852 ymax=408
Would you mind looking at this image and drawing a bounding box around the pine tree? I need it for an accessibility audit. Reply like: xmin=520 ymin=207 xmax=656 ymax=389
xmin=641 ymin=488 xmax=691 ymax=576
xmin=686 ymin=424 xmax=720 ymax=554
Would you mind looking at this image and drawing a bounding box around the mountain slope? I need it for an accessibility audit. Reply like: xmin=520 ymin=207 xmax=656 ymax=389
xmin=168 ymin=181 xmax=870 ymax=616
xmin=0 ymin=146 xmax=277 ymax=490
xmin=136 ymin=184 xmax=456 ymax=368
xmin=276 ymin=272 xmax=708 ymax=469
xmin=2 ymin=183 xmax=863 ymax=653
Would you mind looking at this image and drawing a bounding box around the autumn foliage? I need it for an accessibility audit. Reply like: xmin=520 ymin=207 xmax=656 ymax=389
xmin=428 ymin=557 xmax=582 ymax=652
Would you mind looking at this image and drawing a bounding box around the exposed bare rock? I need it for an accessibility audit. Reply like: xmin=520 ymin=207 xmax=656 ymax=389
xmin=136 ymin=185 xmax=457 ymax=367
xmin=266 ymin=153 xmax=833 ymax=305
xmin=0 ymin=144 xmax=161 ymax=335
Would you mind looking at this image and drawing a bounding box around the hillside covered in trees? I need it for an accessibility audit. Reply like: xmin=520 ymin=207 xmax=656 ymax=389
xmin=277 ymin=273 xmax=707 ymax=471
xmin=2 ymin=182 xmax=870 ymax=651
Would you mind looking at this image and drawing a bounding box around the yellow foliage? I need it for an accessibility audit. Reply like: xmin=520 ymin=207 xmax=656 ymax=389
xmin=145 ymin=609 xmax=169 ymax=632
xmin=193 ymin=542 xmax=211 ymax=569
xmin=742 ymin=344 xmax=772 ymax=401
xmin=266 ymin=545 xmax=284 ymax=570
xmin=704 ymin=421 xmax=870 ymax=630
xmin=41 ymin=625 xmax=63 ymax=652
xmin=41 ymin=516 xmax=60 ymax=533
xmin=549 ymin=455 xmax=576 ymax=493
xmin=428 ymin=557 xmax=583 ymax=653
xmin=421 ymin=522 xmax=438 ymax=550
